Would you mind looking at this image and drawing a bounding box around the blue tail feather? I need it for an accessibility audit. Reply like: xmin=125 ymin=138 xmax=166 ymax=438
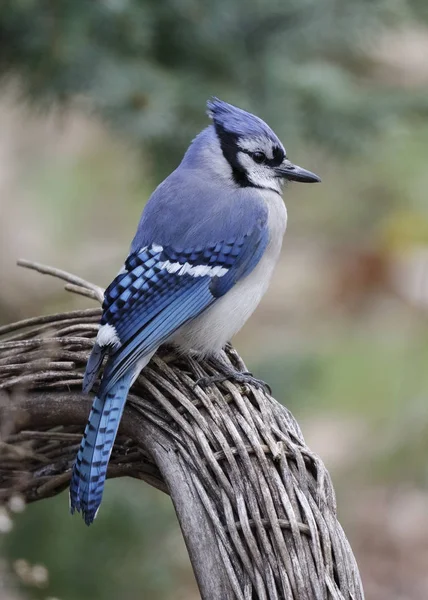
xmin=70 ymin=372 xmax=133 ymax=525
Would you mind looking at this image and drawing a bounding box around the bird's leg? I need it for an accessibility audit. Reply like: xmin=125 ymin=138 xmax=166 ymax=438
xmin=195 ymin=354 xmax=271 ymax=394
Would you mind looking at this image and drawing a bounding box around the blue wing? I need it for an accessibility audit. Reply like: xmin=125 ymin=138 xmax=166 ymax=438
xmin=74 ymin=218 xmax=269 ymax=523
xmin=85 ymin=219 xmax=269 ymax=394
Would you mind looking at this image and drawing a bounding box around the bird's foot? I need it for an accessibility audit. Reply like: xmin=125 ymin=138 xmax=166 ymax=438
xmin=195 ymin=370 xmax=271 ymax=394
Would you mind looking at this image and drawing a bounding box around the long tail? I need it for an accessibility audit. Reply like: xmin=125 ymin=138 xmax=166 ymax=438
xmin=70 ymin=372 xmax=133 ymax=525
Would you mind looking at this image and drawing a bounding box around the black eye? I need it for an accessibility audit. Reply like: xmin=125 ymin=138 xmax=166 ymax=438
xmin=252 ymin=151 xmax=266 ymax=164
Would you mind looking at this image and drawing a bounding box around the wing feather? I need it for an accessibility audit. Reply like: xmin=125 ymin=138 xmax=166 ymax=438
xmin=86 ymin=220 xmax=269 ymax=392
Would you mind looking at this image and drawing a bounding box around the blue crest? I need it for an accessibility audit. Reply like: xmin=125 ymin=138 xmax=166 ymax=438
xmin=207 ymin=97 xmax=280 ymax=143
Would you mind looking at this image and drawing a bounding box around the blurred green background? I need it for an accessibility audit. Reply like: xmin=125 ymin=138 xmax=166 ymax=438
xmin=1 ymin=1 xmax=428 ymax=598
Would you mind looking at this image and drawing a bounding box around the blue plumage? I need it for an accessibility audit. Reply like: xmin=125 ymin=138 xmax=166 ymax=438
xmin=131 ymin=130 xmax=268 ymax=253
xmin=70 ymin=97 xmax=320 ymax=525
xmin=100 ymin=275 xmax=214 ymax=394
xmin=207 ymin=97 xmax=282 ymax=143
xmin=70 ymin=372 xmax=133 ymax=525
xmin=70 ymin=228 xmax=268 ymax=523
xmin=210 ymin=225 xmax=269 ymax=298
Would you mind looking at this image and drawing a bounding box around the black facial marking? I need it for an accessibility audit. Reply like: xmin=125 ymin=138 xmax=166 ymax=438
xmin=272 ymin=146 xmax=285 ymax=166
xmin=213 ymin=122 xmax=253 ymax=187
xmin=246 ymin=145 xmax=284 ymax=168
xmin=212 ymin=122 xmax=284 ymax=193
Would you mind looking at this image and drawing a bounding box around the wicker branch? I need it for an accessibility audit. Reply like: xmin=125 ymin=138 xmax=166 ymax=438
xmin=0 ymin=261 xmax=364 ymax=600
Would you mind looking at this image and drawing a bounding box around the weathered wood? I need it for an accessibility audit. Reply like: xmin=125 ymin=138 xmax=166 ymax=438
xmin=0 ymin=263 xmax=365 ymax=599
xmin=3 ymin=389 xmax=235 ymax=598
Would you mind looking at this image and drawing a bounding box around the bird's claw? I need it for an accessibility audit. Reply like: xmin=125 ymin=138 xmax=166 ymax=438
xmin=238 ymin=372 xmax=272 ymax=394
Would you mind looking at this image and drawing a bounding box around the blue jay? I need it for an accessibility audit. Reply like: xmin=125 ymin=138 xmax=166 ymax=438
xmin=70 ymin=98 xmax=320 ymax=524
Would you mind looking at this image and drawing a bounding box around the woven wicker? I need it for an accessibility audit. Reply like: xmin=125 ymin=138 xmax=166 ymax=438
xmin=0 ymin=262 xmax=364 ymax=600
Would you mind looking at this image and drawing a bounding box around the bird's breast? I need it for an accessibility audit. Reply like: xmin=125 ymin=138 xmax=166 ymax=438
xmin=172 ymin=191 xmax=287 ymax=356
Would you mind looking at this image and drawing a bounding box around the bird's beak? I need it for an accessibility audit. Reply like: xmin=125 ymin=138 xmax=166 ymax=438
xmin=275 ymin=161 xmax=321 ymax=183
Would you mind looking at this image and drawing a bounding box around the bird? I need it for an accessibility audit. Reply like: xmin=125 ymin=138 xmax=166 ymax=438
xmin=69 ymin=97 xmax=320 ymax=525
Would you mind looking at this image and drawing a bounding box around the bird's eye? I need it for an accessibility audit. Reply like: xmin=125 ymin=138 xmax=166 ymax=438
xmin=252 ymin=151 xmax=266 ymax=164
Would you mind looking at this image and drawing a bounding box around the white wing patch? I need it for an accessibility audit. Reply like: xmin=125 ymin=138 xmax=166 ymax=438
xmin=134 ymin=244 xmax=227 ymax=277
xmin=160 ymin=260 xmax=228 ymax=278
xmin=97 ymin=323 xmax=121 ymax=348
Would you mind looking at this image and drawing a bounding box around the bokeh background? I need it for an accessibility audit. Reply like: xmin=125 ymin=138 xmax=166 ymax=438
xmin=1 ymin=1 xmax=428 ymax=598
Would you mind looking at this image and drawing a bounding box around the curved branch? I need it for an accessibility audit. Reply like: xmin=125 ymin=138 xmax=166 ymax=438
xmin=17 ymin=259 xmax=104 ymax=303
xmin=0 ymin=264 xmax=365 ymax=600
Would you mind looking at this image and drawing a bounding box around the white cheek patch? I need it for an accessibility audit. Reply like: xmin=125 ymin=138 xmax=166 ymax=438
xmin=160 ymin=260 xmax=228 ymax=278
xmin=238 ymin=153 xmax=281 ymax=193
xmin=97 ymin=323 xmax=121 ymax=348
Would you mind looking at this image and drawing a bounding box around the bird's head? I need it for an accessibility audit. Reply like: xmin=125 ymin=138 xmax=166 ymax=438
xmin=206 ymin=97 xmax=320 ymax=194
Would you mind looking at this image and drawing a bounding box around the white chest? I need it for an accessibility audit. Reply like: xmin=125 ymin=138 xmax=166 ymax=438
xmin=172 ymin=192 xmax=287 ymax=355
